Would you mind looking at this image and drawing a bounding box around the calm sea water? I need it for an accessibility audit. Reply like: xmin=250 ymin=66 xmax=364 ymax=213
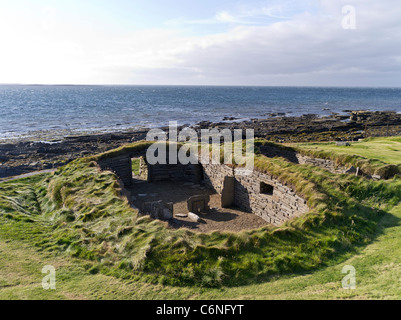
xmin=0 ymin=85 xmax=400 ymax=140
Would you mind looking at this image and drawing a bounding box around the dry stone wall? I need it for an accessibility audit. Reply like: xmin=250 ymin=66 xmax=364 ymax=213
xmin=97 ymin=149 xmax=310 ymax=226
xmin=98 ymin=154 xmax=203 ymax=186
xmin=203 ymin=164 xmax=309 ymax=226
xmin=258 ymin=145 xmax=346 ymax=174
xmin=97 ymin=154 xmax=133 ymax=187
xmin=148 ymin=163 xmax=203 ymax=183
xmin=296 ymin=154 xmax=346 ymax=174
xmin=203 ymin=164 xmax=234 ymax=194
xmin=234 ymin=170 xmax=309 ymax=226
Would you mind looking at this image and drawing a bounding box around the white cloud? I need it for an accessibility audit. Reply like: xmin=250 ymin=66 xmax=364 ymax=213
xmin=0 ymin=0 xmax=400 ymax=86
xmin=153 ymin=0 xmax=401 ymax=86
xmin=215 ymin=11 xmax=237 ymax=22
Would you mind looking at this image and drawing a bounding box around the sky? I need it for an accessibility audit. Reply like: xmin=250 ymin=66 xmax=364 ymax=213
xmin=0 ymin=0 xmax=400 ymax=86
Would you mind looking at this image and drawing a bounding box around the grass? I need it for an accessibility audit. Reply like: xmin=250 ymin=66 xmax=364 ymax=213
xmin=1 ymin=205 xmax=401 ymax=300
xmin=131 ymin=158 xmax=140 ymax=175
xmin=296 ymin=137 xmax=401 ymax=166
xmin=1 ymin=139 xmax=401 ymax=298
xmin=291 ymin=136 xmax=401 ymax=178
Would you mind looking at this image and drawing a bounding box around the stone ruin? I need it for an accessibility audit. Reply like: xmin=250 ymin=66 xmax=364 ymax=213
xmin=97 ymin=146 xmax=311 ymax=227
xmin=187 ymin=195 xmax=210 ymax=214
xmin=142 ymin=200 xmax=174 ymax=221
xmin=141 ymin=195 xmax=211 ymax=222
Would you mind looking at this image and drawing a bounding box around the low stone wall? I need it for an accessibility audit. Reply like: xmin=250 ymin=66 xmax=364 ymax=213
xmin=296 ymin=154 xmax=346 ymax=174
xmin=258 ymin=145 xmax=346 ymax=175
xmin=258 ymin=145 xmax=299 ymax=163
xmin=203 ymin=164 xmax=309 ymax=226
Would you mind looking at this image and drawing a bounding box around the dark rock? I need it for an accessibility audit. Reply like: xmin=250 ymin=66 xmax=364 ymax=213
xmin=336 ymin=142 xmax=351 ymax=146
xmin=2 ymin=110 xmax=401 ymax=179
xmin=0 ymin=144 xmax=15 ymax=151
xmin=223 ymin=117 xmax=239 ymax=121
xmin=345 ymin=166 xmax=357 ymax=174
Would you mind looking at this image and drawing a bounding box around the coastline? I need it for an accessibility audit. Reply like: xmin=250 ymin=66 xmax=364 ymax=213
xmin=1 ymin=110 xmax=401 ymax=179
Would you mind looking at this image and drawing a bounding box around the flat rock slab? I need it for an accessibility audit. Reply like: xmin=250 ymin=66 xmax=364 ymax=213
xmin=175 ymin=214 xmax=188 ymax=218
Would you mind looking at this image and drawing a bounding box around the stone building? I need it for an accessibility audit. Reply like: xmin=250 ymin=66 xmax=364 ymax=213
xmin=97 ymin=145 xmax=310 ymax=226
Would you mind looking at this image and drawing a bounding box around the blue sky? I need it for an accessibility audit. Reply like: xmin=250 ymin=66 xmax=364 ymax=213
xmin=0 ymin=0 xmax=400 ymax=86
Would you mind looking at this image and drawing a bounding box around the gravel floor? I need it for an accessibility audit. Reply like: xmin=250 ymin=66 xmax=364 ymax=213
xmin=129 ymin=180 xmax=270 ymax=233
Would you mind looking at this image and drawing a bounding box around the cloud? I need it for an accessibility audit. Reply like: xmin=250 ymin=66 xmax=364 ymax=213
xmin=129 ymin=0 xmax=401 ymax=86
xmin=0 ymin=0 xmax=400 ymax=86
xmin=215 ymin=11 xmax=237 ymax=23
xmin=166 ymin=2 xmax=297 ymax=27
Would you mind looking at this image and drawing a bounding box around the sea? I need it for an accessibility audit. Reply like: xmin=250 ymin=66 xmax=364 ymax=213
xmin=0 ymin=85 xmax=400 ymax=141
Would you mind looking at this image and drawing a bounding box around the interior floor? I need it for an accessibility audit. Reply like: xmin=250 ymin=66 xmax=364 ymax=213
xmin=128 ymin=179 xmax=270 ymax=233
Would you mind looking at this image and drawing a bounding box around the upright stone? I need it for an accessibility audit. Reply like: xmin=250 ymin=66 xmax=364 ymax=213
xmin=221 ymin=176 xmax=235 ymax=208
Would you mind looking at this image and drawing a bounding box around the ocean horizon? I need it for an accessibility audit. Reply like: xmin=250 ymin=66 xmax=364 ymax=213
xmin=1 ymin=84 xmax=400 ymax=141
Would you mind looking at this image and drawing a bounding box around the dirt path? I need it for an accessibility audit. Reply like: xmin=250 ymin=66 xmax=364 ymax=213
xmin=0 ymin=169 xmax=55 ymax=183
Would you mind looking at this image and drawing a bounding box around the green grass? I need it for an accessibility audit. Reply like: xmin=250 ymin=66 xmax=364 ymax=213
xmin=291 ymin=137 xmax=401 ymax=178
xmin=131 ymin=158 xmax=140 ymax=175
xmin=296 ymin=137 xmax=401 ymax=165
xmin=1 ymin=204 xmax=401 ymax=300
xmin=1 ymin=139 xmax=401 ymax=298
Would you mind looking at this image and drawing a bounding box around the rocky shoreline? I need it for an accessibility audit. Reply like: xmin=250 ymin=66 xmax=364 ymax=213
xmin=1 ymin=110 xmax=401 ymax=179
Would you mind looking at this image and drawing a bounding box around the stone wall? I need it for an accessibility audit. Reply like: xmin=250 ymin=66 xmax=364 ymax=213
xmin=203 ymin=164 xmax=309 ymax=226
xmin=258 ymin=144 xmax=346 ymax=175
xmin=296 ymin=154 xmax=346 ymax=174
xmin=234 ymin=170 xmax=309 ymax=226
xmin=148 ymin=163 xmax=203 ymax=183
xmin=139 ymin=156 xmax=149 ymax=180
xmin=97 ymin=149 xmax=310 ymax=226
xmin=97 ymin=154 xmax=133 ymax=187
xmin=203 ymin=164 xmax=234 ymax=194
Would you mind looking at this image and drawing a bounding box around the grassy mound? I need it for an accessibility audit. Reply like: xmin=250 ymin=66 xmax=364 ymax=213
xmin=1 ymin=141 xmax=401 ymax=287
